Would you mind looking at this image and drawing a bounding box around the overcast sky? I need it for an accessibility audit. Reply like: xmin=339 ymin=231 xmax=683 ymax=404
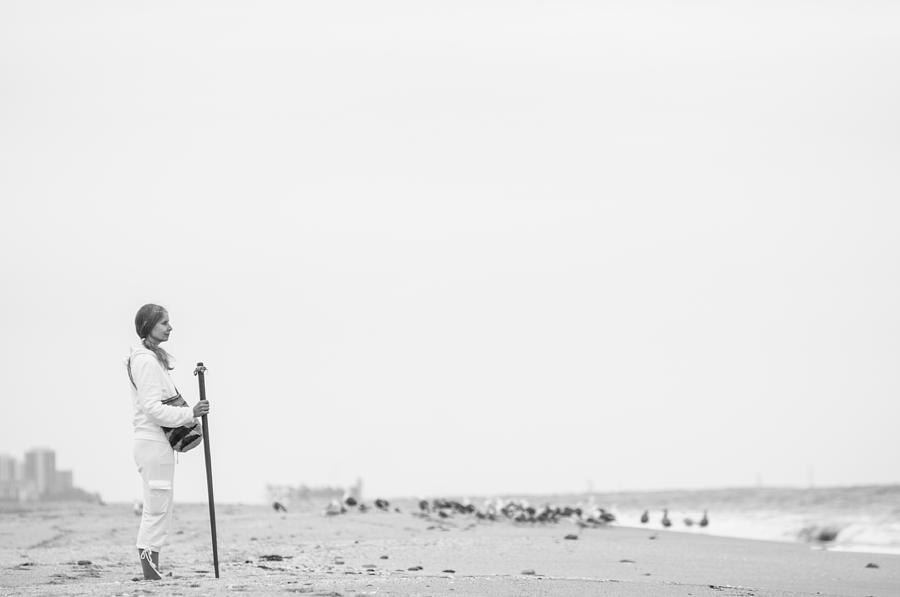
xmin=1 ymin=1 xmax=898 ymax=504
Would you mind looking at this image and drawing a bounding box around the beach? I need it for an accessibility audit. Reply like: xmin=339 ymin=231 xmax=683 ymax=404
xmin=1 ymin=502 xmax=897 ymax=597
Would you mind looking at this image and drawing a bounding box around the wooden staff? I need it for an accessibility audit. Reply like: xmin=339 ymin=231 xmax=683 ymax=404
xmin=194 ymin=362 xmax=220 ymax=578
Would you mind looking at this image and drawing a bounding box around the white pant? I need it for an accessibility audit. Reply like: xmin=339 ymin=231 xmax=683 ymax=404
xmin=134 ymin=439 xmax=175 ymax=551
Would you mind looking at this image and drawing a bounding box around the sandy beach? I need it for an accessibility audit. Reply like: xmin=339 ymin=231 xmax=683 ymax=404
xmin=1 ymin=502 xmax=897 ymax=597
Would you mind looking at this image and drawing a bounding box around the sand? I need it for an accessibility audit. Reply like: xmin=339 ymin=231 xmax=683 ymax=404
xmin=1 ymin=502 xmax=897 ymax=597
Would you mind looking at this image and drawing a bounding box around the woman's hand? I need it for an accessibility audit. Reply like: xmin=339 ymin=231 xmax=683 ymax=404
xmin=193 ymin=401 xmax=210 ymax=418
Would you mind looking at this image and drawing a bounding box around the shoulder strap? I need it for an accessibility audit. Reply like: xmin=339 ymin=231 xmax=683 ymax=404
xmin=126 ymin=357 xmax=137 ymax=390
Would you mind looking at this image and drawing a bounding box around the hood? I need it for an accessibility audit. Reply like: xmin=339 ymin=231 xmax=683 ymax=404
xmin=125 ymin=342 xmax=156 ymax=368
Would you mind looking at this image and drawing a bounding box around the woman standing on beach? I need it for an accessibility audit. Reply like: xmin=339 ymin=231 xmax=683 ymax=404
xmin=127 ymin=304 xmax=210 ymax=580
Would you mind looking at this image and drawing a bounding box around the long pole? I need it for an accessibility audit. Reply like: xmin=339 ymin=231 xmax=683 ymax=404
xmin=194 ymin=362 xmax=219 ymax=578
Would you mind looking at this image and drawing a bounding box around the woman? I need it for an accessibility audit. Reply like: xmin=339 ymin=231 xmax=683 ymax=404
xmin=127 ymin=304 xmax=210 ymax=580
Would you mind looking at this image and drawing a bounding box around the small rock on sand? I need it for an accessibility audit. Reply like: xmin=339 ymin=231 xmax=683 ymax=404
xmin=564 ymin=534 xmax=578 ymax=540
xmin=865 ymin=562 xmax=879 ymax=569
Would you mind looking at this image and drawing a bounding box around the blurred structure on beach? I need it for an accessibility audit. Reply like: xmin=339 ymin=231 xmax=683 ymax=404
xmin=266 ymin=478 xmax=363 ymax=507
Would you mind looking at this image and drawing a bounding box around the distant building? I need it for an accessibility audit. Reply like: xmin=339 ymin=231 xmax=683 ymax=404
xmin=24 ymin=447 xmax=56 ymax=495
xmin=0 ymin=454 xmax=18 ymax=501
xmin=54 ymin=470 xmax=73 ymax=494
xmin=0 ymin=454 xmax=16 ymax=483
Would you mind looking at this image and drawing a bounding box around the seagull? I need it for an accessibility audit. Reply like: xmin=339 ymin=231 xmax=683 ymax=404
xmin=661 ymin=509 xmax=672 ymax=528
xmin=699 ymin=510 xmax=709 ymax=527
xmin=573 ymin=517 xmax=591 ymax=531
xmin=272 ymin=501 xmax=288 ymax=513
xmin=640 ymin=510 xmax=649 ymax=524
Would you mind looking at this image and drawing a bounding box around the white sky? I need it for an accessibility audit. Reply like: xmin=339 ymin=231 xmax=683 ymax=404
xmin=1 ymin=1 xmax=898 ymax=504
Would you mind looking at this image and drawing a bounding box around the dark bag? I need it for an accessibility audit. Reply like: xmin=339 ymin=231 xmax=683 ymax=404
xmin=157 ymin=393 xmax=203 ymax=452
xmin=128 ymin=358 xmax=203 ymax=453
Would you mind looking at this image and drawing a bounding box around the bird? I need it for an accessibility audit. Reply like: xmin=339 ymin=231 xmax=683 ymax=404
xmin=640 ymin=510 xmax=649 ymax=524
xmin=598 ymin=509 xmax=616 ymax=523
xmin=272 ymin=501 xmax=288 ymax=513
xmin=661 ymin=509 xmax=672 ymax=528
xmin=574 ymin=518 xmax=591 ymax=530
xmin=699 ymin=510 xmax=709 ymax=527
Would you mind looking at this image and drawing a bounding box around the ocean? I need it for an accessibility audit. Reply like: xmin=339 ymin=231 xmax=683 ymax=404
xmin=534 ymin=485 xmax=900 ymax=555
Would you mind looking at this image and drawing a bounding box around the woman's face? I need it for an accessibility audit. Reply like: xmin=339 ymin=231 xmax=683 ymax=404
xmin=148 ymin=311 xmax=172 ymax=344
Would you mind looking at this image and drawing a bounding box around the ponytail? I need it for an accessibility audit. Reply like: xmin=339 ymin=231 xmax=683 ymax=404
xmin=142 ymin=337 xmax=173 ymax=371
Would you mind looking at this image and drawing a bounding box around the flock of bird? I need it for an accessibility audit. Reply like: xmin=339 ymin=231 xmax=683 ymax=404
xmin=417 ymin=497 xmax=617 ymax=527
xmin=309 ymin=496 xmax=396 ymax=516
xmin=272 ymin=498 xmax=710 ymax=530
xmin=642 ymin=508 xmax=709 ymax=528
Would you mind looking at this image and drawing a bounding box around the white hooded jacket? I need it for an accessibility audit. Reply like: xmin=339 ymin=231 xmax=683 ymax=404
xmin=127 ymin=343 xmax=196 ymax=443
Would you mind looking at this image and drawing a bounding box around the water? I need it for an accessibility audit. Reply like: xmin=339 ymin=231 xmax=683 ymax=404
xmin=527 ymin=485 xmax=900 ymax=555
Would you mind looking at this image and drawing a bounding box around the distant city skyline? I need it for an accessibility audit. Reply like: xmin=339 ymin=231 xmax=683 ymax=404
xmin=0 ymin=447 xmax=95 ymax=503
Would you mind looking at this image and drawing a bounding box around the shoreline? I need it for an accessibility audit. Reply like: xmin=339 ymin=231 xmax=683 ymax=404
xmin=612 ymin=523 xmax=900 ymax=558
